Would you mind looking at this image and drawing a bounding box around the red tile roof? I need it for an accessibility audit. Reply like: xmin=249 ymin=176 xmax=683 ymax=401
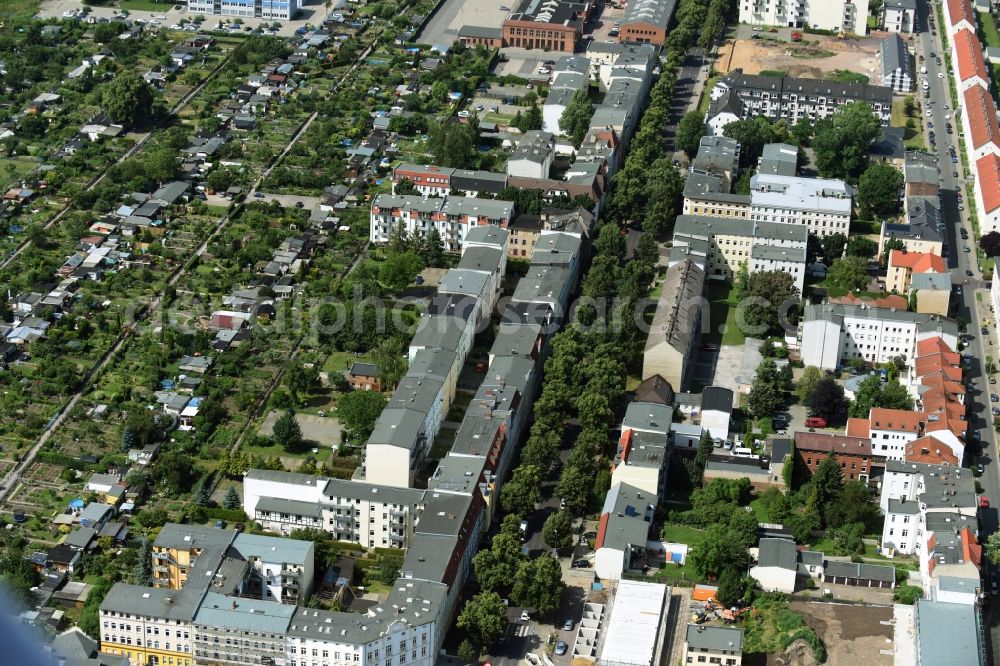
xmin=954 ymin=29 xmax=988 ymax=84
xmin=846 ymin=418 xmax=870 ymax=438
xmin=947 ymin=0 xmax=975 ymax=26
xmin=905 ymin=437 xmax=959 ymax=465
xmin=963 ymin=84 xmax=1000 ymax=151
xmin=794 ymin=431 xmax=872 ymax=456
xmin=962 ymin=527 xmax=982 ymax=569
xmin=916 ymin=336 xmax=956 ymax=357
xmin=828 ymin=293 xmax=908 ymax=310
xmin=889 ymin=250 xmax=947 ymax=273
xmin=870 ymin=408 xmax=924 ymax=433
xmin=977 ymin=153 xmax=1000 ymax=214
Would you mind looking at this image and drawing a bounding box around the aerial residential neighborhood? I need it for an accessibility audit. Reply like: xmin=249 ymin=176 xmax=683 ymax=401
xmin=2 ymin=0 xmax=1000 ymax=663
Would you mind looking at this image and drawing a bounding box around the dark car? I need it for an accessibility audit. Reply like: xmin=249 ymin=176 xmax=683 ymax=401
xmin=992 ymin=394 xmax=999 ymax=403
xmin=984 ymin=327 xmax=990 ymax=336
xmin=572 ymin=558 xmax=590 ymax=568
xmin=967 ymin=269 xmax=975 ymax=277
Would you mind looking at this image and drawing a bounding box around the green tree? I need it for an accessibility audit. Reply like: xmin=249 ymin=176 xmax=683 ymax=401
xmin=473 ymin=532 xmax=524 ymax=593
xmin=804 ymin=377 xmax=848 ymax=425
xmin=692 ymin=430 xmax=715 ymax=485
xmin=826 ymin=256 xmax=870 ymax=292
xmin=858 ymin=163 xmax=905 ymax=218
xmin=428 ymin=118 xmax=478 ymax=168
xmin=457 ymin=639 xmax=479 ymax=664
xmin=828 ymin=480 xmax=879 ymax=528
xmin=831 ymin=522 xmax=865 ymax=555
xmin=812 ymin=456 xmax=846 ymax=528
xmin=986 ymin=531 xmax=1000 ymax=563
xmin=820 ymin=233 xmax=848 ymax=262
xmin=813 ymin=102 xmax=881 ymax=181
xmin=101 ymin=71 xmax=154 ymax=126
xmin=456 ymin=592 xmax=508 ymax=647
xmin=558 ymin=89 xmax=594 ymax=146
xmin=501 ymin=465 xmax=542 ymax=517
xmin=642 ymin=157 xmax=684 ymax=234
xmin=676 ymin=111 xmax=706 ymax=158
xmin=846 ymin=235 xmax=878 ymax=259
xmin=336 ymin=391 xmax=388 ymax=445
xmin=557 ymin=461 xmax=596 ymax=515
xmin=723 ymin=116 xmax=779 ymax=168
xmin=743 ymin=270 xmax=799 ymax=336
xmin=420 ymin=227 xmax=445 ymax=267
xmin=514 ymin=101 xmax=543 ymax=132
xmin=716 ymin=568 xmax=749 ymax=607
xmin=223 ymin=485 xmax=241 ymax=510
xmin=849 ymin=375 xmax=914 ymax=417
xmin=542 ymin=511 xmax=574 ymax=551
xmin=788 ymin=507 xmax=820 ymax=543
xmin=150 ymin=450 xmax=196 ymax=496
xmin=791 ymin=117 xmax=813 ymax=146
xmin=795 ymin=366 xmax=823 ymax=403
xmin=380 ymin=251 xmax=424 ymax=291
xmin=272 ymin=410 xmax=305 ymax=452
xmin=132 ymin=536 xmax=152 ymax=586
xmin=688 ymin=522 xmax=748 ymax=579
xmin=511 ymin=555 xmax=565 ymax=616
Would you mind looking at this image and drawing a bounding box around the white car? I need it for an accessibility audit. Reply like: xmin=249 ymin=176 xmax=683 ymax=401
xmin=171 ymin=24 xmax=182 ymax=29
xmin=519 ymin=611 xmax=531 ymax=622
xmin=926 ymin=109 xmax=933 ymax=117
xmin=62 ymin=10 xmax=76 ymax=17
xmin=937 ymin=72 xmax=944 ymax=78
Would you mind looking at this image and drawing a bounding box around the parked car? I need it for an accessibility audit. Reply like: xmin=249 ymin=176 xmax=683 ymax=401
xmin=978 ymin=464 xmax=985 ymax=475
xmin=980 ymin=496 xmax=990 ymax=509
xmin=555 ymin=641 xmax=568 ymax=656
xmin=519 ymin=611 xmax=531 ymax=622
xmin=562 ymin=619 xmax=574 ymax=631
xmin=804 ymin=416 xmax=827 ymax=428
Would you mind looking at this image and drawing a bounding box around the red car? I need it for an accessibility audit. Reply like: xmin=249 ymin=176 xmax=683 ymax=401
xmin=981 ymin=496 xmax=990 ymax=509
xmin=804 ymin=416 xmax=827 ymax=428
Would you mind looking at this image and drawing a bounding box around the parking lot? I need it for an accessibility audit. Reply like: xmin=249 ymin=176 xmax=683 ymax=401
xmin=418 ymin=0 xmax=514 ymax=47
xmin=586 ymin=4 xmax=625 ymax=43
xmin=37 ymin=0 xmax=327 ymax=37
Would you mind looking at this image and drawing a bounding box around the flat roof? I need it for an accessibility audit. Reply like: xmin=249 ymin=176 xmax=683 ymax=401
xmin=684 ymin=624 xmax=744 ymax=653
xmin=233 ymin=533 xmax=313 ymax=566
xmin=916 ymin=599 xmax=983 ymax=665
xmin=194 ymin=591 xmax=295 ymax=633
xmin=600 ymin=580 xmax=668 ymax=665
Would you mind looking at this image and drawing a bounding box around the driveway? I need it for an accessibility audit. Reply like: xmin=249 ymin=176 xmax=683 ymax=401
xmin=251 ymin=192 xmax=322 ymax=210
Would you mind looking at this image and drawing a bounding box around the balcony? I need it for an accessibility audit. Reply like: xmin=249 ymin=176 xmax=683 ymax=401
xmin=389 ymin=532 xmax=406 ymax=542
xmin=389 ymin=508 xmax=407 ymax=518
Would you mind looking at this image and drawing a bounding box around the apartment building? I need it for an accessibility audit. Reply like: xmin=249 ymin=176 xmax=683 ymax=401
xmin=943 ymin=0 xmax=977 ymax=36
xmin=707 ymin=70 xmax=892 ymax=129
xmin=748 ymin=173 xmax=852 ymax=237
xmin=612 ymin=401 xmax=672 ymax=497
xmin=886 ymin=250 xmax=947 ymax=293
xmin=683 ymin=625 xmax=744 ymax=666
xmin=670 ymin=215 xmax=808 ymax=292
xmin=389 ymin=164 xmax=508 ymax=198
xmin=879 ymin=34 xmax=913 ymax=93
xmin=976 ymin=153 xmax=1000 ymax=233
xmin=738 ymin=0 xmax=867 ymax=33
xmin=689 ymin=136 xmax=741 ymax=190
xmin=188 ymin=0 xmax=298 ymax=20
xmin=642 ymin=258 xmax=705 ymax=391
xmin=543 ymin=56 xmax=591 ymax=135
xmin=951 ymin=29 xmax=991 ymax=93
xmin=794 ymin=431 xmax=879 ymax=482
xmin=192 ymin=593 xmax=293 ymax=666
xmin=879 ymin=461 xmax=981 ymax=599
xmin=879 ymin=196 xmax=945 ymax=257
xmin=369 ymin=195 xmax=514 ymax=251
xmin=799 ymin=303 xmax=958 ymax=370
xmin=882 ymin=0 xmax=915 ymax=32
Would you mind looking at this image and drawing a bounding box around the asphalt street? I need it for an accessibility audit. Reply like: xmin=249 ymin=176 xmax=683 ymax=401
xmin=916 ymin=2 xmax=999 ymax=658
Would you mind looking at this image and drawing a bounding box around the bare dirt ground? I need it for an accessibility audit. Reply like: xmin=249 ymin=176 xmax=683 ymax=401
xmin=717 ymin=35 xmax=881 ymax=79
xmin=777 ymin=601 xmax=894 ymax=666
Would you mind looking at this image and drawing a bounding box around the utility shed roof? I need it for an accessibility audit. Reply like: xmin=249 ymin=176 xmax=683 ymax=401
xmin=599 ymin=580 xmax=668 ymax=665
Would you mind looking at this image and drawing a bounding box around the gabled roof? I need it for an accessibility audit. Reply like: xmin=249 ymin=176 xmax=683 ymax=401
xmin=869 ymin=407 xmax=924 ymax=432
xmin=794 ymin=431 xmax=872 ymax=455
xmin=905 ymin=437 xmax=959 ymax=465
xmin=917 ymin=336 xmax=957 ymax=357
xmin=634 ymin=374 xmax=675 ymax=406
xmin=846 ymin=418 xmax=870 ymax=438
xmin=946 ymin=0 xmax=975 ymax=25
xmin=962 ymin=84 xmax=1000 ymax=151
xmin=977 ymin=153 xmax=1000 ymax=214
xmin=757 ymin=538 xmax=797 ymax=571
xmin=889 ymin=249 xmax=947 ymax=273
xmin=954 ymin=29 xmax=988 ymax=84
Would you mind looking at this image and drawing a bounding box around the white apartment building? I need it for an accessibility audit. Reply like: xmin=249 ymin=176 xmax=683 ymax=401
xmin=188 ymin=0 xmax=298 ymax=20
xmin=369 ymin=195 xmax=514 ymax=251
xmin=738 ymin=0 xmax=866 ymax=34
xmin=670 ymin=215 xmax=808 ymax=293
xmin=748 ymin=173 xmax=852 ymax=237
xmin=99 ymin=595 xmax=195 ymax=666
xmin=881 ymin=0 xmax=915 ymax=33
xmin=800 ymin=303 xmax=959 ymax=371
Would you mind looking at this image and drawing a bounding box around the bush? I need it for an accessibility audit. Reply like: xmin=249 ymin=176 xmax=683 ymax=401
xmin=893 ymin=584 xmax=924 ymax=605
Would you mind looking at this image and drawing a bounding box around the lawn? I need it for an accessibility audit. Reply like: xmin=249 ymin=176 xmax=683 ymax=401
xmin=704 ymin=282 xmax=746 ymax=347
xmin=0 ymin=0 xmax=39 ymax=19
xmin=661 ymin=523 xmax=708 ymax=547
xmin=981 ymin=11 xmax=1000 ymax=49
xmin=696 ymin=76 xmax=721 ymax=115
xmin=0 ymin=157 xmax=42 ymax=181
xmin=323 ymin=351 xmax=374 ymax=375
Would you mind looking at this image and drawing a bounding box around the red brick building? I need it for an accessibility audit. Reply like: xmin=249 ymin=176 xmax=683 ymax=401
xmin=794 ymin=431 xmax=881 ymax=483
xmin=501 ymin=0 xmax=589 ymax=53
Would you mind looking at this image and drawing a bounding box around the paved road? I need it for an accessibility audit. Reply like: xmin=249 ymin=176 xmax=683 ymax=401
xmin=917 ymin=5 xmax=999 ymax=659
xmin=664 ymin=47 xmax=706 ymax=155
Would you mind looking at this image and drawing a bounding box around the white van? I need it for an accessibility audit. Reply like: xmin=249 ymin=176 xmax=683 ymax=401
xmin=732 ymin=446 xmax=755 ymax=458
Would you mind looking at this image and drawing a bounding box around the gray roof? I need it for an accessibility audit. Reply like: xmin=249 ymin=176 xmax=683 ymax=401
xmin=321 ymin=477 xmax=425 ymax=506
xmin=770 ymin=437 xmax=792 ymax=464
xmin=751 ymin=244 xmax=806 ymax=263
xmin=154 ymin=523 xmax=236 ymax=550
xmin=884 ymin=0 xmax=916 ymax=10
xmin=685 ymin=624 xmax=744 ymax=652
xmin=410 ymin=316 xmax=467 ymax=353
xmin=255 ymin=496 xmax=323 ymax=519
xmin=349 ymin=362 xmax=379 ymax=377
xmin=936 ymin=576 xmax=980 ymax=594
xmin=905 ymin=151 xmax=939 ymax=184
xmin=151 ymin=181 xmax=190 ymax=204
xmin=441 ymin=196 xmax=513 ymax=222
xmin=100 ymin=582 xmax=204 ymax=621
xmin=51 ymin=627 xmax=128 ymax=666
xmin=458 ymin=25 xmax=503 ymax=39
xmin=915 ymin=598 xmax=984 ymax=666
xmin=911 ymin=272 xmax=952 ymax=290
xmin=80 ymin=503 xmax=114 ymax=525
xmin=194 ymin=591 xmax=295 ymax=633
xmin=414 ymin=492 xmax=474 ymax=537
xmin=451 ymin=412 xmax=506 ymax=457
xmin=233 ymin=532 xmax=313 ymax=566
xmin=705 ymin=455 xmax=770 ymax=479
xmin=457 ymin=245 xmax=505 ymax=274
xmin=880 ymin=33 xmax=911 ymax=78
xmin=799 ymin=550 xmax=824 ymax=567
xmin=531 ymin=231 xmax=582 ymax=265
xmin=644 ymin=258 xmax=705 ymax=359
xmin=872 ymin=126 xmax=905 ymax=160
xmin=512 ymin=265 xmax=572 ymax=306
xmin=620 ymin=431 xmax=667 ymax=469
xmin=824 ymin=560 xmax=895 ymax=582
xmin=692 ymin=135 xmax=740 ymax=176
xmin=757 ymin=538 xmax=797 ymax=570
xmin=758 ymin=142 xmax=799 ymax=177
xmin=803 ymin=303 xmax=957 ymax=337
xmin=888 ymin=498 xmax=920 ymax=514
xmin=401 ymin=533 xmax=459 ymax=583
xmin=622 ymin=401 xmax=673 ymax=435
xmin=462 ymin=225 xmax=509 ymax=249
xmin=425 ymin=293 xmax=479 ymax=321
xmin=510 ymin=131 xmax=554 ymax=164
xmin=407 ymin=349 xmax=458 ymax=384
xmin=702 ymin=386 xmax=734 ymax=413
xmin=721 ymin=68 xmax=893 ymax=106
xmin=490 ymin=322 xmax=542 ymax=359
xmin=387 ymin=376 xmax=445 ymax=416
xmin=428 ymin=453 xmax=487 ymax=495
xmin=438 ymin=269 xmax=490 ymax=299
xmin=65 ymin=527 xmax=97 ymax=550
xmin=367 ymin=408 xmax=427 ymax=450
xmin=245 ymin=468 xmax=327 ymax=487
